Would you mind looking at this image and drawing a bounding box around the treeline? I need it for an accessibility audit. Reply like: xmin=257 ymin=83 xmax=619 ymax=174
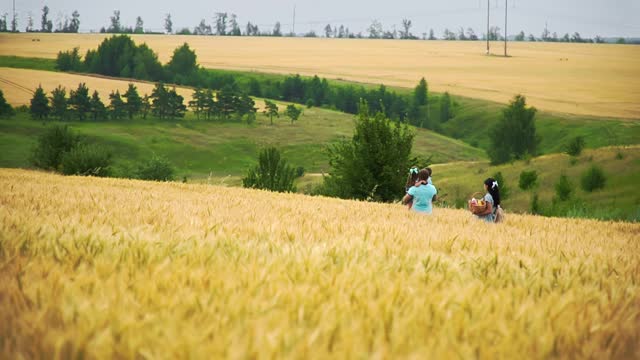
xmin=0 ymin=6 xmax=80 ymax=33
xmin=56 ymin=35 xmax=451 ymax=130
xmin=27 ymin=81 xmax=264 ymax=123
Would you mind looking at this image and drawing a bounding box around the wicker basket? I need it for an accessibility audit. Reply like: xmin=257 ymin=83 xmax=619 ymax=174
xmin=468 ymin=192 xmax=488 ymax=215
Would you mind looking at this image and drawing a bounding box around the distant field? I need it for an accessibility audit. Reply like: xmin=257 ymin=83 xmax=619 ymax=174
xmin=0 ymin=67 xmax=193 ymax=105
xmin=1 ymin=169 xmax=638 ymax=358
xmin=0 ymin=33 xmax=639 ymax=118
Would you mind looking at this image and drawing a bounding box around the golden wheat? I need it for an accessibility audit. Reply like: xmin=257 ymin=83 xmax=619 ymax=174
xmin=0 ymin=168 xmax=638 ymax=359
xmin=1 ymin=33 xmax=639 ymax=118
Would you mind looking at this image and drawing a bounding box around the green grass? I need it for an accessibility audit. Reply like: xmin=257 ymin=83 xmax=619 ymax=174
xmin=0 ymin=109 xmax=485 ymax=182
xmin=0 ymin=56 xmax=58 ymax=72
xmin=429 ymin=146 xmax=640 ymax=222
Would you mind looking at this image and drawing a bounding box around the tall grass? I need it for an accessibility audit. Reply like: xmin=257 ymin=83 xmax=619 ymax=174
xmin=0 ymin=169 xmax=638 ymax=358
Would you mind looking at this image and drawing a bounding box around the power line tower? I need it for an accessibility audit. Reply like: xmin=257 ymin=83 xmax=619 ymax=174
xmin=504 ymin=0 xmax=508 ymax=56
xmin=486 ymin=0 xmax=490 ymax=55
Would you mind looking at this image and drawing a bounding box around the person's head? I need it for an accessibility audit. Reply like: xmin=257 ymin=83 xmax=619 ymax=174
xmin=425 ymin=167 xmax=432 ymax=177
xmin=484 ymin=178 xmax=501 ymax=206
xmin=406 ymin=166 xmax=420 ymax=187
xmin=418 ymin=169 xmax=430 ymax=183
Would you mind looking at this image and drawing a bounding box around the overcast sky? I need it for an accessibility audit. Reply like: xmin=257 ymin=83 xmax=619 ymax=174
xmin=3 ymin=0 xmax=639 ymax=38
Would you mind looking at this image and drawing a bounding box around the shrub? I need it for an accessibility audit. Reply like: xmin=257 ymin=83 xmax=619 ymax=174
xmin=31 ymin=125 xmax=79 ymax=170
xmin=61 ymin=144 xmax=112 ymax=177
xmin=136 ymin=155 xmax=175 ymax=181
xmin=295 ymin=166 xmax=305 ymax=178
xmin=615 ymin=151 xmax=625 ymax=160
xmin=518 ymin=170 xmax=538 ymax=191
xmin=243 ymin=147 xmax=297 ymax=193
xmin=566 ymin=136 xmax=585 ymax=157
xmin=554 ymin=174 xmax=573 ymax=202
xmin=530 ymin=193 xmax=542 ymax=215
xmin=56 ymin=47 xmax=84 ymax=72
xmin=581 ymin=165 xmax=606 ymax=192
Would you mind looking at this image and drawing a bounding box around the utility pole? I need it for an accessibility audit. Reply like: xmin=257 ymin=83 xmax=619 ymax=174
xmin=486 ymin=0 xmax=490 ymax=54
xmin=504 ymin=0 xmax=508 ymax=56
xmin=292 ymin=5 xmax=296 ymax=36
xmin=12 ymin=0 xmax=15 ymax=32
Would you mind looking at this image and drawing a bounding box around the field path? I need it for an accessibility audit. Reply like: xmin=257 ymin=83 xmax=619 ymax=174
xmin=1 ymin=34 xmax=639 ymax=119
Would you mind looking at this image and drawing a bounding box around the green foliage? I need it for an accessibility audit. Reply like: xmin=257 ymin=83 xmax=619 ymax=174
xmin=554 ymin=174 xmax=573 ymax=201
xmin=108 ymin=91 xmax=126 ymax=120
xmin=123 ymin=83 xmax=142 ymax=119
xmin=492 ymin=172 xmax=509 ymax=200
xmin=489 ymin=95 xmax=540 ymax=164
xmin=566 ymin=136 xmax=585 ymax=156
xmin=84 ymin=35 xmax=163 ymax=81
xmin=55 ymin=47 xmax=84 ymax=72
xmin=68 ymin=83 xmax=91 ymax=121
xmin=136 ymin=155 xmax=175 ymax=181
xmin=31 ymin=124 xmax=79 ymax=170
xmin=89 ymin=91 xmax=107 ymax=121
xmin=323 ymin=101 xmax=414 ymax=202
xmin=285 ymin=104 xmax=302 ymax=124
xmin=414 ymin=77 xmax=428 ymax=106
xmin=166 ymin=43 xmax=199 ymax=83
xmin=530 ymin=193 xmax=542 ymax=215
xmin=519 ymin=170 xmax=538 ymax=191
xmin=440 ymin=92 xmax=451 ymax=123
xmin=30 ymin=85 xmax=50 ymax=120
xmin=263 ymin=100 xmax=279 ymax=125
xmin=49 ymin=86 xmax=68 ymax=120
xmin=581 ymin=165 xmax=606 ymax=192
xmin=150 ymin=83 xmax=186 ymax=120
xmin=61 ymin=143 xmax=112 ymax=177
xmin=242 ymin=147 xmax=297 ymax=193
xmin=0 ymin=89 xmax=14 ymax=118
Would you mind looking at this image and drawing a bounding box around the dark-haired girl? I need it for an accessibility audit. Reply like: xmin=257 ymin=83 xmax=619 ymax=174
xmin=476 ymin=178 xmax=501 ymax=223
xmin=405 ymin=166 xmax=420 ymax=209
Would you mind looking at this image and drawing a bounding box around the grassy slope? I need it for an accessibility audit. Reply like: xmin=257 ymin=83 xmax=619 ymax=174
xmin=0 ymin=110 xmax=485 ymax=181
xmin=2 ymin=56 xmax=638 ymax=156
xmin=431 ymin=146 xmax=640 ymax=221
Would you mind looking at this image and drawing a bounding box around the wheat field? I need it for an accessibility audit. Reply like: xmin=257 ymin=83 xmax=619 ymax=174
xmin=0 ymin=168 xmax=638 ymax=358
xmin=0 ymin=67 xmax=194 ymax=106
xmin=1 ymin=33 xmax=639 ymax=119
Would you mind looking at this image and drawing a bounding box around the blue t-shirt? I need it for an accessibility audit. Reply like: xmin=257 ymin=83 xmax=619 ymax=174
xmin=408 ymin=184 xmax=437 ymax=214
xmin=476 ymin=193 xmax=496 ymax=222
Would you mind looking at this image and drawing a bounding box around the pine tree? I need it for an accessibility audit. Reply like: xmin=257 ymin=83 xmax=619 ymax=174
xmin=50 ymin=86 xmax=68 ymax=120
xmin=108 ymin=90 xmax=126 ymax=120
xmin=123 ymin=83 xmax=142 ymax=119
xmin=414 ymin=78 xmax=428 ymax=106
xmin=30 ymin=85 xmax=50 ymax=120
xmin=0 ymin=89 xmax=15 ymax=118
xmin=263 ymin=100 xmax=279 ymax=125
xmin=68 ymin=83 xmax=91 ymax=120
xmin=89 ymin=90 xmax=106 ymax=121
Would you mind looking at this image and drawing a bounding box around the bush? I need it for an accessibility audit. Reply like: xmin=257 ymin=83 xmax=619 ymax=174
xmin=136 ymin=155 xmax=175 ymax=181
xmin=566 ymin=136 xmax=585 ymax=156
xmin=518 ymin=170 xmax=538 ymax=191
xmin=61 ymin=144 xmax=112 ymax=177
xmin=243 ymin=147 xmax=297 ymax=193
xmin=530 ymin=193 xmax=542 ymax=215
xmin=295 ymin=166 xmax=305 ymax=178
xmin=554 ymin=174 xmax=573 ymax=201
xmin=56 ymin=47 xmax=85 ymax=72
xmin=31 ymin=125 xmax=80 ymax=170
xmin=581 ymin=165 xmax=606 ymax=192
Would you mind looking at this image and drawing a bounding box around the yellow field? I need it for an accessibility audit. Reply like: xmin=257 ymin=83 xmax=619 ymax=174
xmin=1 ymin=168 xmax=638 ymax=358
xmin=1 ymin=33 xmax=639 ymax=119
xmin=0 ymin=67 xmax=194 ymax=106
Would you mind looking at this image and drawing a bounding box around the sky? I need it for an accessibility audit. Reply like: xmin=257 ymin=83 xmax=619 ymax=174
xmin=2 ymin=0 xmax=639 ymax=38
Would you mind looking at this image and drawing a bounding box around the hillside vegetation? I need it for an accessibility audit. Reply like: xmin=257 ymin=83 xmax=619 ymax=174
xmin=1 ymin=33 xmax=639 ymax=118
xmin=1 ymin=169 xmax=638 ymax=358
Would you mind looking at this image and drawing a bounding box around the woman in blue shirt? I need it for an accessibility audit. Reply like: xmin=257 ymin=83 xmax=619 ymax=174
xmin=402 ymin=169 xmax=438 ymax=214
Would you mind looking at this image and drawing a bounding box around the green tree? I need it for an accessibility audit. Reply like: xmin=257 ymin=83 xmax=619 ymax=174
xmin=150 ymin=83 xmax=170 ymax=119
xmin=439 ymin=92 xmax=451 ymax=122
xmin=136 ymin=155 xmax=175 ymax=181
xmin=56 ymin=47 xmax=84 ymax=71
xmin=324 ymin=101 xmax=414 ymax=202
xmin=414 ymin=77 xmax=428 ymax=106
xmin=189 ymin=88 xmax=207 ymax=120
xmin=242 ymin=147 xmax=297 ymax=193
xmin=581 ymin=165 xmax=606 ymax=192
xmin=141 ymin=94 xmax=151 ymax=119
xmin=554 ymin=174 xmax=573 ymax=201
xmin=566 ymin=136 xmax=586 ymax=157
xmin=263 ymin=100 xmax=279 ymax=125
xmin=68 ymin=83 xmax=91 ymax=120
xmin=89 ymin=90 xmax=106 ymax=121
xmin=124 ymin=83 xmax=142 ymax=119
xmin=31 ymin=124 xmax=79 ymax=170
xmin=30 ymin=85 xmax=50 ymax=120
xmin=0 ymin=89 xmax=15 ymax=118
xmin=167 ymin=87 xmax=187 ymax=119
xmin=488 ymin=95 xmax=540 ymax=164
xmin=285 ymin=104 xmax=302 ymax=124
xmin=134 ymin=16 xmax=144 ymax=34
xmin=108 ymin=90 xmax=126 ymax=120
xmin=519 ymin=170 xmax=538 ymax=191
xmin=50 ymin=86 xmax=68 ymax=120
xmin=165 ymin=43 xmax=198 ymax=82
